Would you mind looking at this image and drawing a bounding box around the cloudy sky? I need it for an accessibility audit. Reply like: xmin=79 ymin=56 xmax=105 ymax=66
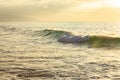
xmin=0 ymin=0 xmax=120 ymax=22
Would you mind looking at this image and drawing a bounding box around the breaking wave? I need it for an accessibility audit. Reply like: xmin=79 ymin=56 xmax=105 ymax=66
xmin=32 ymin=29 xmax=120 ymax=48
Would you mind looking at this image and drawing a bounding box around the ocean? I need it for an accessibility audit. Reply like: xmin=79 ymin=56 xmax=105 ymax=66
xmin=0 ymin=22 xmax=120 ymax=80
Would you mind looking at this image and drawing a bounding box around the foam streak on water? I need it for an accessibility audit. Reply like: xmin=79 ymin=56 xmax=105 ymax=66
xmin=0 ymin=22 xmax=120 ymax=80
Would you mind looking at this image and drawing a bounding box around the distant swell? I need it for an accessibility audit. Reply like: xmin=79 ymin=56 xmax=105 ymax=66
xmin=32 ymin=29 xmax=120 ymax=48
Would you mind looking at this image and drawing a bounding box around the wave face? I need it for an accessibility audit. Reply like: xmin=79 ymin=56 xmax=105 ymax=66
xmin=32 ymin=29 xmax=72 ymax=38
xmin=32 ymin=29 xmax=120 ymax=48
xmin=89 ymin=36 xmax=120 ymax=48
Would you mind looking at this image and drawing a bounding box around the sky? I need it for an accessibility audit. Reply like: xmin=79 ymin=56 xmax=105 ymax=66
xmin=0 ymin=0 xmax=120 ymax=22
